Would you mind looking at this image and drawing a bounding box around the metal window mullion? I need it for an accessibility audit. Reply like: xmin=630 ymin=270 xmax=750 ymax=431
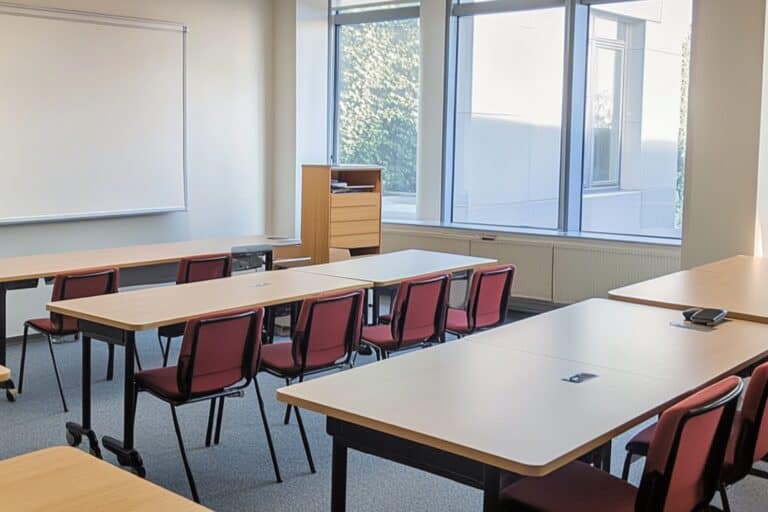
xmin=331 ymin=5 xmax=419 ymax=25
xmin=452 ymin=0 xmax=565 ymax=18
xmin=330 ymin=23 xmax=342 ymax=164
xmin=442 ymin=9 xmax=459 ymax=223
xmin=558 ymin=0 xmax=589 ymax=232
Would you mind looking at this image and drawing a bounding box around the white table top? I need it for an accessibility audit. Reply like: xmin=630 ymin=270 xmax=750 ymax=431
xmin=278 ymin=298 xmax=768 ymax=477
xmin=294 ymin=249 xmax=497 ymax=286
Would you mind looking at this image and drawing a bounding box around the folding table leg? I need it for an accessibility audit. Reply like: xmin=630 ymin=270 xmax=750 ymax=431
xmin=103 ymin=330 xmax=145 ymax=477
xmin=65 ymin=335 xmax=102 ymax=458
xmin=331 ymin=437 xmax=348 ymax=512
xmin=482 ymin=466 xmax=501 ymax=512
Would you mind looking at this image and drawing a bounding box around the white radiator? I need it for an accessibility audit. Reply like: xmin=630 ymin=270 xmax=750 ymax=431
xmin=553 ymin=241 xmax=681 ymax=303
xmin=382 ymin=225 xmax=681 ymax=307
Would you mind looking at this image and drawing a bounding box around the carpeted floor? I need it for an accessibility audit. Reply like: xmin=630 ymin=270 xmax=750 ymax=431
xmin=1 ymin=316 xmax=766 ymax=511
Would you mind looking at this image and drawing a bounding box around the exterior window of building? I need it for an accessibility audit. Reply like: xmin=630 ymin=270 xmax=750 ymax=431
xmin=332 ymin=2 xmax=420 ymax=221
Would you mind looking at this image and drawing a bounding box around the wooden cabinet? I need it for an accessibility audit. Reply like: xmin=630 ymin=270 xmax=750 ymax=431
xmin=280 ymin=164 xmax=382 ymax=265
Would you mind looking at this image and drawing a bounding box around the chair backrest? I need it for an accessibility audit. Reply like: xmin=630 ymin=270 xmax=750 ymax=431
xmin=50 ymin=267 xmax=119 ymax=331
xmin=465 ymin=264 xmax=515 ymax=331
xmin=390 ymin=273 xmax=451 ymax=346
xmin=176 ymin=253 xmax=232 ymax=284
xmin=291 ymin=290 xmax=365 ymax=372
xmin=176 ymin=307 xmax=264 ymax=399
xmin=728 ymin=362 xmax=768 ymax=479
xmin=636 ymin=376 xmax=743 ymax=512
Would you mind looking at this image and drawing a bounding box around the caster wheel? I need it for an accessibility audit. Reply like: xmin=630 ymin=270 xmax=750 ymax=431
xmin=132 ymin=466 xmax=146 ymax=478
xmin=89 ymin=447 xmax=102 ymax=458
xmin=5 ymin=389 xmax=16 ymax=402
xmin=66 ymin=431 xmax=82 ymax=447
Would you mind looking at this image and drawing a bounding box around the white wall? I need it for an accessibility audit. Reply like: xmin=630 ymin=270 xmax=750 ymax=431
xmin=2 ymin=0 xmax=273 ymax=336
xmin=269 ymin=0 xmax=329 ymax=238
xmin=681 ymin=0 xmax=766 ymax=268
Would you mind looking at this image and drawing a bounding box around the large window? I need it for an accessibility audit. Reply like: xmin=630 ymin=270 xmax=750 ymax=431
xmin=332 ymin=2 xmax=421 ymax=221
xmin=581 ymin=1 xmax=692 ymax=238
xmin=452 ymin=7 xmax=565 ymax=229
xmin=446 ymin=0 xmax=692 ymax=240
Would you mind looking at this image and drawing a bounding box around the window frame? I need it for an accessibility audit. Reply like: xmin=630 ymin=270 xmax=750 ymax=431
xmin=442 ymin=0 xmax=689 ymax=241
xmin=328 ymin=2 xmax=421 ymax=165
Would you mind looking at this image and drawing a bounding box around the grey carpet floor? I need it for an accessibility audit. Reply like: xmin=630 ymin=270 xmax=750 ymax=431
xmin=1 ymin=320 xmax=766 ymax=511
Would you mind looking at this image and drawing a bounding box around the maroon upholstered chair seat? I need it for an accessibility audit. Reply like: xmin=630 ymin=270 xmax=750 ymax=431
xmin=25 ymin=318 xmax=79 ymax=336
xmin=133 ymin=307 xmax=281 ymax=503
xmin=501 ymin=462 xmax=637 ymax=512
xmin=158 ymin=253 xmax=232 ymax=366
xmin=20 ymin=266 xmax=119 ymax=413
xmin=260 ymin=342 xmax=344 ymax=376
xmin=622 ymin=362 xmax=768 ymax=510
xmin=502 ymin=376 xmax=743 ymax=512
xmin=445 ymin=308 xmax=470 ymax=334
xmin=257 ymin=289 xmax=365 ymax=476
xmin=446 ymin=264 xmax=515 ymax=337
xmin=362 ymin=273 xmax=450 ymax=359
xmin=135 ymin=366 xmax=225 ymax=402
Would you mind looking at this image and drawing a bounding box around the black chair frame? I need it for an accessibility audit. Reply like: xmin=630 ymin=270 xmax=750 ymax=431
xmin=135 ymin=309 xmax=281 ymax=503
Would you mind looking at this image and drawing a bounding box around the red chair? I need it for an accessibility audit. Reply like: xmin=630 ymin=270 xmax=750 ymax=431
xmin=500 ymin=376 xmax=743 ymax=512
xmin=446 ymin=264 xmax=515 ymax=338
xmin=133 ymin=307 xmax=279 ymax=503
xmin=19 ymin=267 xmax=119 ymax=412
xmin=158 ymin=253 xmax=232 ymax=366
xmin=259 ymin=290 xmax=365 ymax=474
xmin=361 ymin=273 xmax=450 ymax=360
xmin=622 ymin=362 xmax=768 ymax=511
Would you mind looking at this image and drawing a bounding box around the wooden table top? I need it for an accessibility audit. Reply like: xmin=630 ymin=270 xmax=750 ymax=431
xmin=0 ymin=235 xmax=297 ymax=283
xmin=294 ymin=249 xmax=497 ymax=286
xmin=0 ymin=365 xmax=9 ymax=382
xmin=278 ymin=340 xmax=699 ymax=477
xmin=0 ymin=447 xmax=207 ymax=511
xmin=470 ymin=299 xmax=768 ymax=385
xmin=278 ymin=298 xmax=768 ymax=477
xmin=609 ymin=256 xmax=768 ymax=323
xmin=47 ymin=269 xmax=371 ymax=331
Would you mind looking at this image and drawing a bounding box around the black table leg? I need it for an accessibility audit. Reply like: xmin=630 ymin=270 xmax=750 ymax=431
xmin=102 ymin=330 xmax=145 ymax=477
xmin=0 ymin=283 xmax=6 ymax=367
xmin=482 ymin=466 xmax=501 ymax=512
xmin=331 ymin=437 xmax=348 ymax=512
xmin=65 ymin=335 xmax=102 ymax=457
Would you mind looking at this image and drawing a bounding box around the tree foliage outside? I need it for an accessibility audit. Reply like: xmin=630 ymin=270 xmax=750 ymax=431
xmin=337 ymin=19 xmax=420 ymax=194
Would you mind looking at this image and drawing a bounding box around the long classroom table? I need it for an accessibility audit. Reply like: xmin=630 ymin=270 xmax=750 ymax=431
xmin=0 ymin=447 xmax=208 ymax=511
xmin=0 ymin=235 xmax=296 ymax=398
xmin=277 ymin=298 xmax=768 ymax=511
xmin=608 ymin=255 xmax=768 ymax=323
xmin=294 ymin=249 xmax=497 ymax=321
xmin=46 ymin=269 xmax=371 ymax=475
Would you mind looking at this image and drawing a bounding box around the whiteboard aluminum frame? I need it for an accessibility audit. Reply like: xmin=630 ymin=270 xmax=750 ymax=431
xmin=0 ymin=2 xmax=189 ymax=225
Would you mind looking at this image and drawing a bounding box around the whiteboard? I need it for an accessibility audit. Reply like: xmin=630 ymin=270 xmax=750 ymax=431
xmin=0 ymin=3 xmax=187 ymax=224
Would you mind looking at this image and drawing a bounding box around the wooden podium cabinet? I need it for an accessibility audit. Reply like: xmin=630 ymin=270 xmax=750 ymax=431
xmin=286 ymin=164 xmax=383 ymax=265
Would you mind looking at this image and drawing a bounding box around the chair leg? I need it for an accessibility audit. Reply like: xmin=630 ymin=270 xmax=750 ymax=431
xmin=214 ymin=397 xmax=225 ymax=445
xmin=18 ymin=324 xmax=29 ymax=393
xmin=254 ymin=379 xmax=282 ymax=483
xmin=46 ymin=334 xmax=68 ymax=412
xmin=749 ymin=467 xmax=768 ymax=479
xmin=106 ymin=344 xmax=115 ymax=381
xmin=134 ymin=346 xmax=142 ymax=372
xmin=719 ymin=484 xmax=731 ymax=512
xmin=283 ymin=378 xmax=292 ymax=425
xmin=157 ymin=332 xmax=166 ymax=361
xmin=205 ymin=399 xmax=216 ymax=447
xmin=170 ymin=405 xmax=200 ymax=503
xmin=163 ymin=337 xmax=172 ymax=367
xmin=621 ymin=453 xmax=633 ymax=481
xmin=293 ymin=406 xmax=316 ymax=474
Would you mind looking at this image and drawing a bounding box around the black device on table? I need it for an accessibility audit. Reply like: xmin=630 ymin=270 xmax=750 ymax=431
xmin=682 ymin=307 xmax=728 ymax=326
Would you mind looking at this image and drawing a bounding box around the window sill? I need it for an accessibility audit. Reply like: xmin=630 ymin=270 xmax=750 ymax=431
xmin=381 ymin=219 xmax=682 ymax=248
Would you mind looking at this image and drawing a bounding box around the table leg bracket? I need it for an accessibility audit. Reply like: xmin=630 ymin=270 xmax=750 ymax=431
xmin=66 ymin=421 xmax=102 ymax=459
xmin=103 ymin=436 xmax=145 ymax=477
